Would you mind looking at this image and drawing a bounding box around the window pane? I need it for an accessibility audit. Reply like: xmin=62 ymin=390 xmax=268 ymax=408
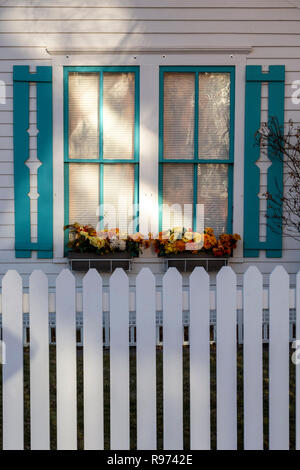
xmin=163 ymin=73 xmax=195 ymax=159
xmin=69 ymin=163 xmax=99 ymax=227
xmin=68 ymin=73 xmax=99 ymax=159
xmin=103 ymin=73 xmax=135 ymax=159
xmin=162 ymin=163 xmax=194 ymax=230
xmin=103 ymin=164 xmax=135 ymax=232
xmin=198 ymin=73 xmax=230 ymax=159
xmin=197 ymin=164 xmax=228 ymax=235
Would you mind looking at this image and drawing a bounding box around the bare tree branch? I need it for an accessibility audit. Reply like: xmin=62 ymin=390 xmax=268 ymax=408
xmin=256 ymin=117 xmax=300 ymax=241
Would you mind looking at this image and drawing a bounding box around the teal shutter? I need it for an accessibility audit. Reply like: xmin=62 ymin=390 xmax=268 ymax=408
xmin=244 ymin=65 xmax=285 ymax=258
xmin=13 ymin=65 xmax=53 ymax=258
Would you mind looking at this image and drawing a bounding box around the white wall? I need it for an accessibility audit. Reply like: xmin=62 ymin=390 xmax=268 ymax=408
xmin=0 ymin=0 xmax=299 ymax=287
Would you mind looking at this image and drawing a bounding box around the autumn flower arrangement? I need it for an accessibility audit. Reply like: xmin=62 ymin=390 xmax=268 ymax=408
xmin=64 ymin=223 xmax=145 ymax=258
xmin=153 ymin=227 xmax=241 ymax=257
xmin=65 ymin=223 xmax=241 ymax=259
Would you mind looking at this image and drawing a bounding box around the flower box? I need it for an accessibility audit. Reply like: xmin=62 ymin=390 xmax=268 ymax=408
xmin=68 ymin=251 xmax=132 ymax=273
xmin=160 ymin=252 xmax=229 ymax=272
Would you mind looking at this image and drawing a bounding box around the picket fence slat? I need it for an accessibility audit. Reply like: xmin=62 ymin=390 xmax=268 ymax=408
xmin=2 ymin=270 xmax=24 ymax=450
xmin=163 ymin=268 xmax=183 ymax=450
xmin=29 ymin=270 xmax=50 ymax=450
xmin=189 ymin=267 xmax=210 ymax=450
xmin=216 ymin=267 xmax=237 ymax=450
xmin=82 ymin=269 xmax=103 ymax=450
xmin=269 ymin=266 xmax=290 ymax=450
xmin=243 ymin=266 xmax=263 ymax=450
xmin=56 ymin=269 xmax=77 ymax=450
xmin=110 ymin=268 xmax=130 ymax=450
xmin=136 ymin=268 xmax=157 ymax=450
xmin=296 ymin=270 xmax=300 ymax=450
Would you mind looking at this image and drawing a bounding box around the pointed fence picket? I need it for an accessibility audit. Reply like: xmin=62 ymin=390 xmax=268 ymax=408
xmin=29 ymin=270 xmax=50 ymax=450
xmin=296 ymin=270 xmax=300 ymax=450
xmin=56 ymin=269 xmax=77 ymax=450
xmin=110 ymin=268 xmax=130 ymax=450
xmin=243 ymin=266 xmax=263 ymax=450
xmin=136 ymin=268 xmax=157 ymax=450
xmin=163 ymin=268 xmax=183 ymax=450
xmin=0 ymin=265 xmax=298 ymax=450
xmin=189 ymin=267 xmax=210 ymax=450
xmin=2 ymin=270 xmax=23 ymax=450
xmin=82 ymin=269 xmax=103 ymax=450
xmin=269 ymin=266 xmax=290 ymax=450
xmin=216 ymin=266 xmax=237 ymax=450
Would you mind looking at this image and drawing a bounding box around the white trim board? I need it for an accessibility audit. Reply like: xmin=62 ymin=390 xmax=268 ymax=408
xmin=47 ymin=46 xmax=253 ymax=56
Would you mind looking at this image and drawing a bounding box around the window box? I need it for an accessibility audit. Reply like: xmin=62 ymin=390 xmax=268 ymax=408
xmin=68 ymin=251 xmax=132 ymax=272
xmin=160 ymin=252 xmax=229 ymax=272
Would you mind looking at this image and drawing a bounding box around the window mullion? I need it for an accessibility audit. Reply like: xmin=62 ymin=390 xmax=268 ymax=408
xmin=193 ymin=72 xmax=199 ymax=231
xmin=193 ymin=163 xmax=198 ymax=231
xmin=99 ymin=71 xmax=103 ymax=229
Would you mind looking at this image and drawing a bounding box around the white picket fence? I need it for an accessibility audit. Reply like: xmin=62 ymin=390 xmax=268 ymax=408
xmin=0 ymin=265 xmax=299 ymax=450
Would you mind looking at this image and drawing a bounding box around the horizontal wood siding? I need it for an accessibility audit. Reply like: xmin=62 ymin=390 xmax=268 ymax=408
xmin=0 ymin=0 xmax=299 ymax=285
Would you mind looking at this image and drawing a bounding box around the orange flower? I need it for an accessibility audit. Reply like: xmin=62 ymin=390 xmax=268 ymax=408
xmin=175 ymin=240 xmax=186 ymax=252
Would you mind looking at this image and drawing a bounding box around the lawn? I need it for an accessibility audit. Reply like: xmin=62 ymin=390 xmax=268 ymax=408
xmin=0 ymin=345 xmax=296 ymax=450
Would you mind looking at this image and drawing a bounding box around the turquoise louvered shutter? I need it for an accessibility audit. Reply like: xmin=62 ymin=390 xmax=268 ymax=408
xmin=244 ymin=65 xmax=285 ymax=258
xmin=13 ymin=66 xmax=53 ymax=258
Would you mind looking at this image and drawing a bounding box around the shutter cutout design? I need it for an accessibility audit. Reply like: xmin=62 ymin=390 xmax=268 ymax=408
xmin=244 ymin=65 xmax=285 ymax=258
xmin=13 ymin=65 xmax=53 ymax=258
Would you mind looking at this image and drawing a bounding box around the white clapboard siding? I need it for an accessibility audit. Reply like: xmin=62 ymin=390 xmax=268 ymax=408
xmin=110 ymin=268 xmax=130 ymax=450
xmin=243 ymin=266 xmax=263 ymax=450
xmin=29 ymin=270 xmax=50 ymax=450
xmin=136 ymin=268 xmax=157 ymax=450
xmin=2 ymin=270 xmax=23 ymax=450
xmin=269 ymin=266 xmax=290 ymax=450
xmin=163 ymin=268 xmax=183 ymax=450
xmin=56 ymin=269 xmax=77 ymax=450
xmin=216 ymin=266 xmax=237 ymax=450
xmin=82 ymin=269 xmax=103 ymax=450
xmin=296 ymin=270 xmax=300 ymax=450
xmin=189 ymin=267 xmax=210 ymax=450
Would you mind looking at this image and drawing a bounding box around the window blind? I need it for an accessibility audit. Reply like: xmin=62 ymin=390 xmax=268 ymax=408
xmin=103 ymin=73 xmax=135 ymax=159
xmin=103 ymin=164 xmax=135 ymax=232
xmin=198 ymin=73 xmax=230 ymax=159
xmin=162 ymin=163 xmax=194 ymax=230
xmin=197 ymin=164 xmax=228 ymax=235
xmin=68 ymin=72 xmax=99 ymax=159
xmin=163 ymin=72 xmax=195 ymax=159
xmin=69 ymin=163 xmax=99 ymax=228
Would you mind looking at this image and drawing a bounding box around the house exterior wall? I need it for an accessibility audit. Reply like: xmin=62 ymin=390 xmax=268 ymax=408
xmin=0 ymin=0 xmax=299 ymax=287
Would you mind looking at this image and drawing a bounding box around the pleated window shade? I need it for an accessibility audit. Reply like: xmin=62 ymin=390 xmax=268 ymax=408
xmin=68 ymin=73 xmax=99 ymax=159
xmin=103 ymin=73 xmax=135 ymax=159
xmin=103 ymin=164 xmax=135 ymax=232
xmin=69 ymin=163 xmax=99 ymax=228
xmin=197 ymin=164 xmax=228 ymax=235
xmin=198 ymin=73 xmax=230 ymax=159
xmin=162 ymin=164 xmax=194 ymax=231
xmin=163 ymin=73 xmax=195 ymax=159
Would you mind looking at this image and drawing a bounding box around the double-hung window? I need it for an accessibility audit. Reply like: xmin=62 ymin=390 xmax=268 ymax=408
xmin=159 ymin=66 xmax=235 ymax=236
xmin=64 ymin=66 xmax=139 ymax=244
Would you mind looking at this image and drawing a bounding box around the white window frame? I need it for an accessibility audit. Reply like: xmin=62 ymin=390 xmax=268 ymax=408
xmin=52 ymin=49 xmax=249 ymax=260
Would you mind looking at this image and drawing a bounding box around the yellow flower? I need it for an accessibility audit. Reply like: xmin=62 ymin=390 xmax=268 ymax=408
xmin=193 ymin=232 xmax=204 ymax=244
xmin=183 ymin=231 xmax=193 ymax=241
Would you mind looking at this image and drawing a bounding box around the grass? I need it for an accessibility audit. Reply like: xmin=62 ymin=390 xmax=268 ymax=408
xmin=0 ymin=344 xmax=296 ymax=450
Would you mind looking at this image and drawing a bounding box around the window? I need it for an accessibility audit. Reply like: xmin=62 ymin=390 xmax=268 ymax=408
xmin=159 ymin=66 xmax=234 ymax=235
xmin=64 ymin=67 xmax=139 ymax=245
